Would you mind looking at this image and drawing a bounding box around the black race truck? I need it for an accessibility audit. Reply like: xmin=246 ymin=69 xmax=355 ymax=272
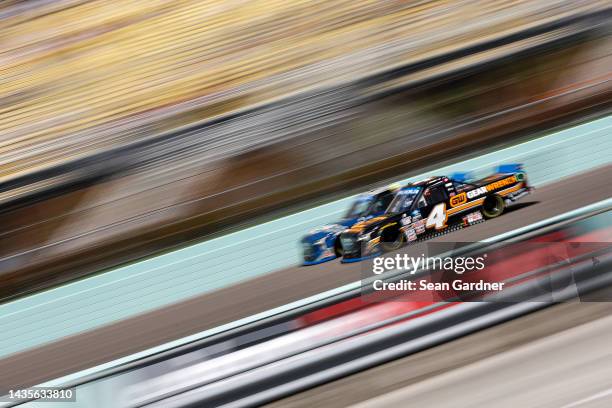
xmin=339 ymin=164 xmax=531 ymax=262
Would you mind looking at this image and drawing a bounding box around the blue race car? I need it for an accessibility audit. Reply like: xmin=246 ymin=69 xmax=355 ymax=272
xmin=301 ymin=184 xmax=400 ymax=265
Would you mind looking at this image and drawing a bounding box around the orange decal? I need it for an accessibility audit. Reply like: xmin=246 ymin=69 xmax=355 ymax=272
xmin=485 ymin=175 xmax=517 ymax=192
xmin=450 ymin=192 xmax=467 ymax=207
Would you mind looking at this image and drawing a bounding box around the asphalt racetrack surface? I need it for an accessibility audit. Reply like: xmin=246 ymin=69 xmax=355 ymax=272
xmin=1 ymin=165 xmax=611 ymax=390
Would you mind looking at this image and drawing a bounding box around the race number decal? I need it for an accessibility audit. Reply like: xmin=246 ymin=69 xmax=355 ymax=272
xmin=426 ymin=203 xmax=447 ymax=230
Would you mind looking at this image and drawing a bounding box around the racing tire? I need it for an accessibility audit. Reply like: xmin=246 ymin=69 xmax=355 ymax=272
xmin=334 ymin=238 xmax=344 ymax=257
xmin=482 ymin=194 xmax=505 ymax=219
xmin=380 ymin=226 xmax=406 ymax=252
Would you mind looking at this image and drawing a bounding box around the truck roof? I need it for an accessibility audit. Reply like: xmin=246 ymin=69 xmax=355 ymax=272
xmin=413 ymin=176 xmax=448 ymax=187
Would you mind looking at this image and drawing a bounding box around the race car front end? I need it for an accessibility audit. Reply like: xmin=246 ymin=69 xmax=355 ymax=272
xmin=340 ymin=229 xmax=381 ymax=263
xmin=301 ymin=221 xmax=353 ymax=265
xmin=301 ymin=231 xmax=338 ymax=265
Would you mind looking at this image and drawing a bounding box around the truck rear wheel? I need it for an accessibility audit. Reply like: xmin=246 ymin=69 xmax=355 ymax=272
xmin=482 ymin=194 xmax=505 ymax=219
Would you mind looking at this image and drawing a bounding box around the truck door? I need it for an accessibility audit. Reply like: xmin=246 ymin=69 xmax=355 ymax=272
xmin=418 ymin=183 xmax=450 ymax=230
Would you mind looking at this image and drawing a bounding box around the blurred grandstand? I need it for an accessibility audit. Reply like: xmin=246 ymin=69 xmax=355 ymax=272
xmin=1 ymin=0 xmax=608 ymax=179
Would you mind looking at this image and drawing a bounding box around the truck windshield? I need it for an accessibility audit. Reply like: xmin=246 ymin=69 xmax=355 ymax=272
xmin=387 ymin=187 xmax=421 ymax=213
xmin=344 ymin=196 xmax=373 ymax=218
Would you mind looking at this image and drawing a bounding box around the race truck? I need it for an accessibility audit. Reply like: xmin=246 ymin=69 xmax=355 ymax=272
xmin=301 ymin=184 xmax=401 ymax=265
xmin=339 ymin=164 xmax=532 ymax=262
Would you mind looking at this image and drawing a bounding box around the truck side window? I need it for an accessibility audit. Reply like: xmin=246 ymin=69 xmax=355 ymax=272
xmin=424 ymin=185 xmax=448 ymax=205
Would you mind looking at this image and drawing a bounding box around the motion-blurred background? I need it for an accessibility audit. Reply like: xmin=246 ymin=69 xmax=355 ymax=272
xmin=0 ymin=1 xmax=611 ymax=407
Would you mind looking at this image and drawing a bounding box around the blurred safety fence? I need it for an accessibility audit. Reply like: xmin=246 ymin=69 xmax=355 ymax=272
xmin=0 ymin=117 xmax=609 ymax=361
xmin=0 ymin=1 xmax=606 ymax=181
xmin=1 ymin=14 xmax=611 ymax=300
xmin=3 ymin=203 xmax=610 ymax=407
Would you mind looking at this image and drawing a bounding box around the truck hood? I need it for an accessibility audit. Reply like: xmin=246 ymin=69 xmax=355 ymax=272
xmin=344 ymin=215 xmax=390 ymax=234
xmin=302 ymin=218 xmax=356 ymax=243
